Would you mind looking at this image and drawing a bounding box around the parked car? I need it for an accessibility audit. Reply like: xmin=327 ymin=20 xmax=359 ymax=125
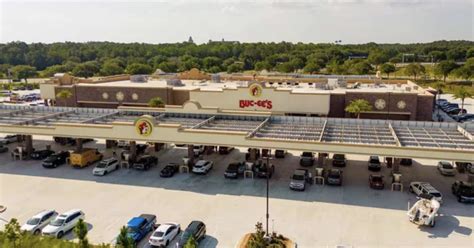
xmin=149 ymin=222 xmax=181 ymax=247
xmin=409 ymin=182 xmax=443 ymax=203
xmin=133 ymin=155 xmax=158 ymax=170
xmin=454 ymin=162 xmax=473 ymax=174
xmin=437 ymin=161 xmax=455 ymax=176
xmin=117 ymin=140 xmax=129 ymax=148
xmin=326 ymin=169 xmax=343 ymax=186
xmin=400 ymin=158 xmax=413 ymax=166
xmin=299 ymin=152 xmax=315 ymax=167
xmin=441 ymin=103 xmax=458 ymax=111
xmin=192 ymin=160 xmax=213 ymax=174
xmin=332 ymin=154 xmax=347 ymax=167
xmin=447 ymin=108 xmax=467 ymax=115
xmin=193 ymin=145 xmax=205 ymax=157
xmin=436 ymin=99 xmax=448 ymax=105
xmin=452 ymin=181 xmax=474 ymax=203
xmin=0 ymin=134 xmax=18 ymax=144
xmin=70 ymin=148 xmax=103 ymax=168
xmin=369 ymin=174 xmax=385 ymax=189
xmin=452 ymin=114 xmax=474 ymax=122
xmin=176 ymin=221 xmax=206 ymax=248
xmin=93 ymin=157 xmax=119 ymax=176
xmin=120 ymin=214 xmax=157 ymax=245
xmin=160 ymin=163 xmax=180 ymax=177
xmin=42 ymin=209 xmax=85 ymax=238
xmin=218 ymin=146 xmax=234 ymax=155
xmin=289 ymin=169 xmax=310 ymax=191
xmin=274 ymin=150 xmax=286 ymax=159
xmin=253 ymin=161 xmax=275 ymax=178
xmin=224 ymin=162 xmax=246 ymax=179
xmin=0 ymin=144 xmax=8 ymax=153
xmin=21 ymin=210 xmax=58 ymax=235
xmin=31 ymin=149 xmax=55 ymax=160
xmin=368 ymin=156 xmax=381 ymax=171
xmin=42 ymin=151 xmax=70 ymax=168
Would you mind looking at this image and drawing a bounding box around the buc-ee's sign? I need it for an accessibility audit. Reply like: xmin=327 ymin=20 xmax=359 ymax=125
xmin=239 ymin=83 xmax=273 ymax=109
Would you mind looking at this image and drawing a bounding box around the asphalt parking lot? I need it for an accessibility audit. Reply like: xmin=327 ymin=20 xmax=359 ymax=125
xmin=0 ymin=135 xmax=473 ymax=247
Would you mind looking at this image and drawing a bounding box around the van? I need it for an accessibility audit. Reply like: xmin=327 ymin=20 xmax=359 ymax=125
xmin=70 ymin=148 xmax=103 ymax=168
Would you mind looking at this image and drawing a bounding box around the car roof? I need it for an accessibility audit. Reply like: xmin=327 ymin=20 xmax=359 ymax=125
xmin=62 ymin=209 xmax=82 ymax=216
xmin=370 ymin=156 xmax=379 ymax=159
xmin=187 ymin=220 xmax=203 ymax=230
xmin=156 ymin=223 xmax=177 ymax=232
xmin=195 ymin=160 xmax=208 ymax=165
xmin=294 ymin=169 xmax=307 ymax=175
xmin=33 ymin=210 xmax=55 ymax=218
xmin=418 ymin=183 xmax=440 ymax=192
xmin=128 ymin=217 xmax=145 ymax=226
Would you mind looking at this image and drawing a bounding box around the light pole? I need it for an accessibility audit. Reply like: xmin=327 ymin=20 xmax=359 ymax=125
xmin=264 ymin=150 xmax=272 ymax=237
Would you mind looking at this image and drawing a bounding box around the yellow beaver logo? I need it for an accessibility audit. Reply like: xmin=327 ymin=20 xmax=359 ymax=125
xmin=249 ymin=83 xmax=263 ymax=97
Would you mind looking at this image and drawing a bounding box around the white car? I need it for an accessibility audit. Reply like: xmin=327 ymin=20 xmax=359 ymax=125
xmin=21 ymin=210 xmax=58 ymax=235
xmin=149 ymin=222 xmax=181 ymax=247
xmin=117 ymin=140 xmax=129 ymax=148
xmin=437 ymin=161 xmax=455 ymax=176
xmin=192 ymin=160 xmax=213 ymax=174
xmin=0 ymin=134 xmax=18 ymax=145
xmin=409 ymin=182 xmax=443 ymax=204
xmin=42 ymin=209 xmax=85 ymax=238
xmin=93 ymin=157 xmax=119 ymax=176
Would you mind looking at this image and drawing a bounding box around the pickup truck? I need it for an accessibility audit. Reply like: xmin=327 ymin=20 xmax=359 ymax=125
xmin=123 ymin=214 xmax=157 ymax=244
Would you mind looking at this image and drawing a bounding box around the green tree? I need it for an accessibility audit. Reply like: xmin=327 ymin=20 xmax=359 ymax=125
xmin=72 ymin=61 xmax=100 ymax=78
xmin=100 ymin=60 xmax=124 ymax=76
xmin=404 ymin=63 xmax=425 ymax=81
xmin=56 ymin=89 xmax=73 ymax=107
xmin=157 ymin=61 xmax=178 ymax=73
xmin=125 ymin=63 xmax=153 ymax=75
xmin=379 ymin=63 xmax=396 ymax=78
xmin=202 ymin=57 xmax=222 ymax=71
xmin=453 ymin=66 xmax=473 ymax=81
xmin=41 ymin=64 xmax=69 ymax=77
xmin=11 ymin=65 xmax=37 ymax=83
xmin=148 ymin=97 xmax=165 ymax=108
xmin=247 ymin=222 xmax=267 ymax=248
xmin=428 ymin=51 xmax=446 ymax=62
xmin=227 ymin=62 xmax=244 ymax=73
xmin=467 ymin=48 xmax=474 ymax=58
xmin=351 ymin=61 xmax=372 ymax=75
xmin=368 ymin=51 xmax=389 ymax=69
xmin=4 ymin=218 xmax=21 ymax=247
xmin=116 ymin=226 xmax=135 ymax=248
xmin=303 ymin=62 xmax=321 ymax=74
xmin=345 ymin=99 xmax=373 ymax=119
xmin=184 ymin=236 xmax=198 ymax=248
xmin=453 ymin=87 xmax=472 ymax=114
xmin=276 ymin=62 xmax=295 ymax=73
xmin=254 ymin=61 xmax=272 ymax=71
xmin=74 ymin=219 xmax=89 ymax=248
xmin=434 ymin=60 xmax=458 ymax=83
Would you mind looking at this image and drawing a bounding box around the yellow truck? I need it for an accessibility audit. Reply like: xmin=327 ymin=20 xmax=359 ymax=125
xmin=70 ymin=148 xmax=103 ymax=168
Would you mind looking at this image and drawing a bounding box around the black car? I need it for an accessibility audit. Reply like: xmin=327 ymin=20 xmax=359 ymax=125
xmin=299 ymin=152 xmax=315 ymax=167
xmin=369 ymin=174 xmax=385 ymax=189
xmin=0 ymin=145 xmax=8 ymax=153
xmin=218 ymin=146 xmax=234 ymax=155
xmin=452 ymin=181 xmax=474 ymax=203
xmin=326 ymin=169 xmax=343 ymax=186
xmin=400 ymin=158 xmax=413 ymax=166
xmin=132 ymin=155 xmax=158 ymax=170
xmin=160 ymin=163 xmax=179 ymax=177
xmin=224 ymin=162 xmax=246 ymax=179
xmin=275 ymin=150 xmax=286 ymax=159
xmin=176 ymin=221 xmax=206 ymax=248
xmin=31 ymin=149 xmax=55 ymax=160
xmin=42 ymin=151 xmax=69 ymax=168
xmin=332 ymin=154 xmax=346 ymax=167
xmin=368 ymin=156 xmax=381 ymax=171
xmin=253 ymin=162 xmax=275 ymax=178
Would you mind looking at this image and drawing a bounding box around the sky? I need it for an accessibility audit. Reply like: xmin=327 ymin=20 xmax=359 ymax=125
xmin=0 ymin=0 xmax=472 ymax=44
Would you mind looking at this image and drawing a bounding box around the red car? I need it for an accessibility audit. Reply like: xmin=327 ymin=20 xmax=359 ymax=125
xmin=369 ymin=174 xmax=385 ymax=189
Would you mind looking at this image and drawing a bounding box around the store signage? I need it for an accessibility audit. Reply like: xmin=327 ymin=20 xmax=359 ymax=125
xmin=134 ymin=115 xmax=154 ymax=137
xmin=239 ymin=83 xmax=273 ymax=109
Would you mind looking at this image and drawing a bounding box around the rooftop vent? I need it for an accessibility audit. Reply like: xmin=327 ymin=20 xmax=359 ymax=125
xmin=130 ymin=75 xmax=148 ymax=83
xmin=166 ymin=79 xmax=184 ymax=87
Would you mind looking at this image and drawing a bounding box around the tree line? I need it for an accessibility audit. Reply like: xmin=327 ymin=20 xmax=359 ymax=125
xmin=0 ymin=40 xmax=473 ymax=80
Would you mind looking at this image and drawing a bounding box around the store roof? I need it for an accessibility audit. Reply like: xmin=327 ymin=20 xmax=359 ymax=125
xmin=0 ymin=105 xmax=472 ymax=151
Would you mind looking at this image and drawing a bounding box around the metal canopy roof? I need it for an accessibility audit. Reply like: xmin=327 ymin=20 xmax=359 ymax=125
xmin=0 ymin=105 xmax=473 ymax=152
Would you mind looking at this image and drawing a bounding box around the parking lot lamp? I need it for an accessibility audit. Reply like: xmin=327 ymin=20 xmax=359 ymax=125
xmin=264 ymin=151 xmax=272 ymax=237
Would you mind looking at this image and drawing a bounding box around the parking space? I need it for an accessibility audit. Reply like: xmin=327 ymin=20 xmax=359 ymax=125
xmin=0 ymin=135 xmax=473 ymax=247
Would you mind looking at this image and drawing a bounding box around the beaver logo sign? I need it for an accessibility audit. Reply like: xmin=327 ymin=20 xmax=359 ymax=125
xmin=249 ymin=83 xmax=263 ymax=97
xmin=134 ymin=115 xmax=154 ymax=137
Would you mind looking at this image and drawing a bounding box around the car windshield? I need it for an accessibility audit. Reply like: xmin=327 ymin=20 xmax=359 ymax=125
xmin=181 ymin=230 xmax=192 ymax=241
xmin=442 ymin=163 xmax=453 ymax=169
xmin=334 ymin=154 xmax=344 ymax=160
xmin=302 ymin=152 xmax=312 ymax=157
xmin=372 ymin=176 xmax=383 ymax=182
xmin=328 ymin=171 xmax=340 ymax=178
xmin=96 ymin=162 xmax=108 ymax=168
xmin=431 ymin=192 xmax=442 ymax=198
xmin=292 ymin=174 xmax=305 ymax=180
xmin=26 ymin=218 xmax=41 ymax=225
xmin=50 ymin=218 xmax=65 ymax=226
xmin=227 ymin=164 xmax=238 ymax=170
xmin=370 ymin=158 xmax=380 ymax=163
xmin=126 ymin=227 xmax=137 ymax=233
xmin=153 ymin=231 xmax=164 ymax=237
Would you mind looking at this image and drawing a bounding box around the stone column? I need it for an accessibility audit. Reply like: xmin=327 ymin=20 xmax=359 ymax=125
xmin=129 ymin=141 xmax=137 ymax=162
xmin=24 ymin=135 xmax=33 ymax=159
xmin=105 ymin=140 xmax=116 ymax=149
xmin=154 ymin=143 xmax=164 ymax=152
xmin=317 ymin=153 xmax=325 ymax=167
xmin=75 ymin=138 xmax=83 ymax=153
xmin=393 ymin=157 xmax=400 ymax=174
xmin=187 ymin=145 xmax=195 ymax=166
